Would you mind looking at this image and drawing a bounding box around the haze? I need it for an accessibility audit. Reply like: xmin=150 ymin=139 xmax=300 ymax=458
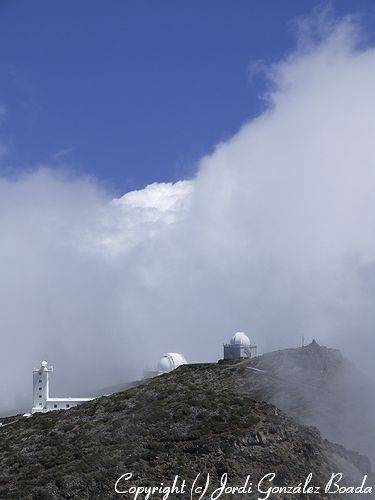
xmin=1 ymin=14 xmax=375 ymax=413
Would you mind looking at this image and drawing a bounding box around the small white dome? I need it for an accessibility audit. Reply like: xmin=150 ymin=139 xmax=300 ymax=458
xmin=230 ymin=332 xmax=250 ymax=347
xmin=41 ymin=360 xmax=48 ymax=367
xmin=157 ymin=352 xmax=187 ymax=373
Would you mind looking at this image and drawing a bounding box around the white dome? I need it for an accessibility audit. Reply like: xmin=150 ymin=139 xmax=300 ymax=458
xmin=41 ymin=360 xmax=48 ymax=367
xmin=230 ymin=332 xmax=250 ymax=347
xmin=157 ymin=352 xmax=187 ymax=373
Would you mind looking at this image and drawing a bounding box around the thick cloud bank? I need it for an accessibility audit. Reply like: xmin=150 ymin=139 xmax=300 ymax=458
xmin=1 ymin=17 xmax=375 ymax=412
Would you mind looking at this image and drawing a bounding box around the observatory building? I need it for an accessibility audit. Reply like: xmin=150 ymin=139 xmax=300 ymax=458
xmin=223 ymin=331 xmax=257 ymax=360
xmin=144 ymin=352 xmax=187 ymax=379
xmin=31 ymin=360 xmax=94 ymax=414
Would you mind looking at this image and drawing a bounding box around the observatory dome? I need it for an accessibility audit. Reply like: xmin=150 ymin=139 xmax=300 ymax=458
xmin=157 ymin=353 xmax=187 ymax=373
xmin=230 ymin=332 xmax=251 ymax=347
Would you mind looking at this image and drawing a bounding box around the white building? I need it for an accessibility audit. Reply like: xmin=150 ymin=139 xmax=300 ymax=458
xmin=31 ymin=360 xmax=94 ymax=414
xmin=223 ymin=331 xmax=257 ymax=360
xmin=144 ymin=352 xmax=187 ymax=379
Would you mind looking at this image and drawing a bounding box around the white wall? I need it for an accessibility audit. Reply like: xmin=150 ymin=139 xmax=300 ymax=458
xmin=32 ymin=365 xmax=49 ymax=411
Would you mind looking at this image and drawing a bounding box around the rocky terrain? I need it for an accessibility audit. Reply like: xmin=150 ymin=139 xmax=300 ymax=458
xmin=240 ymin=340 xmax=375 ymax=466
xmin=0 ymin=343 xmax=374 ymax=499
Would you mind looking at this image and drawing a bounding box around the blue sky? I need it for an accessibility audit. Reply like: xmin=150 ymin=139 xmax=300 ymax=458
xmin=3 ymin=1 xmax=375 ymax=407
xmin=0 ymin=0 xmax=374 ymax=193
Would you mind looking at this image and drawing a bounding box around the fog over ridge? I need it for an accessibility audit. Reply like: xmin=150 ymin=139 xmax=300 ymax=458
xmin=1 ymin=16 xmax=375 ymax=412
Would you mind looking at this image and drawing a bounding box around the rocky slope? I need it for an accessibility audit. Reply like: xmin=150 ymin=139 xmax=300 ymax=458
xmin=239 ymin=340 xmax=375 ymax=466
xmin=0 ymin=349 xmax=373 ymax=499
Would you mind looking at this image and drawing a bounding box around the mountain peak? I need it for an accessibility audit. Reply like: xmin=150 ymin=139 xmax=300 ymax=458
xmin=0 ymin=344 xmax=373 ymax=498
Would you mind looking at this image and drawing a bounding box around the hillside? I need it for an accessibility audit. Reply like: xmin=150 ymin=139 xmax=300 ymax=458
xmin=0 ymin=348 xmax=373 ymax=499
xmin=240 ymin=340 xmax=375 ymax=466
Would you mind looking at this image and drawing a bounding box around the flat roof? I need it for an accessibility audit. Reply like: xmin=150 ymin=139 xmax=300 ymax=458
xmin=47 ymin=397 xmax=94 ymax=402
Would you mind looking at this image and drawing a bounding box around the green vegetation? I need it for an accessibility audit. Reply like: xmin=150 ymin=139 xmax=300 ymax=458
xmin=0 ymin=347 xmax=372 ymax=499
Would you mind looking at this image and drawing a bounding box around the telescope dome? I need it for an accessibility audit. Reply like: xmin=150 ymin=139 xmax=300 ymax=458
xmin=157 ymin=353 xmax=187 ymax=373
xmin=230 ymin=332 xmax=250 ymax=347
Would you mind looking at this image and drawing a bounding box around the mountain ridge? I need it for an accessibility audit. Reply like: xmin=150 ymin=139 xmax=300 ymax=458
xmin=0 ymin=343 xmax=374 ymax=499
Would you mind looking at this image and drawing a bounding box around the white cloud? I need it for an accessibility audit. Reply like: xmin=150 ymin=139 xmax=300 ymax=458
xmin=1 ymin=15 xmax=375 ymax=413
xmin=96 ymin=181 xmax=194 ymax=256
